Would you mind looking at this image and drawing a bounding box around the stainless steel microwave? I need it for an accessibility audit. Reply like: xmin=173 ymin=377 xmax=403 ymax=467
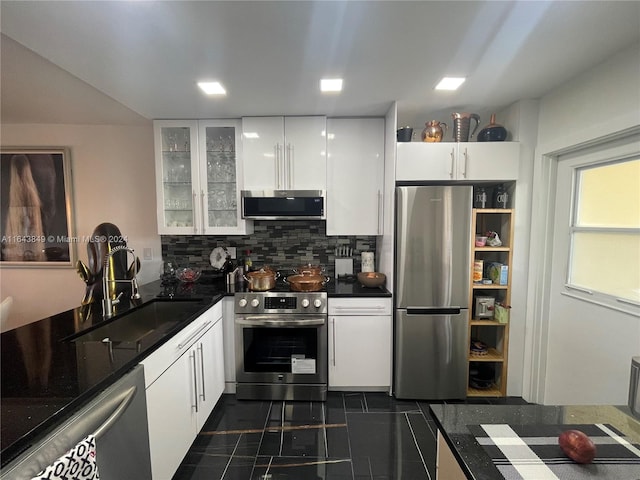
xmin=241 ymin=190 xmax=325 ymax=220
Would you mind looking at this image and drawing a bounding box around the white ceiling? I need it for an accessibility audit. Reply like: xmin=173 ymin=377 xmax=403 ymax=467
xmin=1 ymin=1 xmax=639 ymax=128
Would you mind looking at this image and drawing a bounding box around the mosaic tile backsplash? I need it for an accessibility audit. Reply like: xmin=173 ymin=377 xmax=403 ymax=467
xmin=161 ymin=220 xmax=377 ymax=276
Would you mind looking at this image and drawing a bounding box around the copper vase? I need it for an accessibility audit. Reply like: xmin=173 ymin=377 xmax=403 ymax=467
xmin=421 ymin=121 xmax=448 ymax=143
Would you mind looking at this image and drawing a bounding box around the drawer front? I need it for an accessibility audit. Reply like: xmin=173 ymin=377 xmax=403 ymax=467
xmin=142 ymin=305 xmax=218 ymax=388
xmin=328 ymin=297 xmax=392 ymax=316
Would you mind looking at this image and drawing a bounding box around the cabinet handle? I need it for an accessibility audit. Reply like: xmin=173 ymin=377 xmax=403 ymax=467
xmin=332 ymin=305 xmax=387 ymax=312
xmin=178 ymin=321 xmax=212 ymax=350
xmin=279 ymin=143 xmax=286 ymax=189
xmin=461 ymin=148 xmax=468 ymax=178
xmin=190 ymin=351 xmax=198 ymax=412
xmin=198 ymin=343 xmax=206 ymax=401
xmin=331 ymin=317 xmax=336 ymax=366
xmin=93 ymin=386 xmax=137 ymax=440
xmin=192 ymin=191 xmax=198 ymax=233
xmin=282 ymin=143 xmax=286 ymax=188
xmin=274 ymin=144 xmax=281 ymax=189
xmin=449 ymin=148 xmax=455 ymax=178
xmin=377 ymin=190 xmax=383 ymax=234
xmin=200 ymin=190 xmax=206 ymax=231
xmin=287 ymin=143 xmax=293 ymax=189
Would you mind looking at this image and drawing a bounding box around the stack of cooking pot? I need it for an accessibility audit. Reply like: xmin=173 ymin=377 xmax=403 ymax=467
xmin=286 ymin=264 xmax=331 ymax=292
xmin=243 ymin=263 xmax=331 ymax=292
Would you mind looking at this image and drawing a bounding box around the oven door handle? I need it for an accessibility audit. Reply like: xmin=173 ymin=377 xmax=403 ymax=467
xmin=236 ymin=316 xmax=326 ymax=327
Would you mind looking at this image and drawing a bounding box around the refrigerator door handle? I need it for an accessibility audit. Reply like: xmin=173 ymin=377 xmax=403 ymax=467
xmin=406 ymin=307 xmax=462 ymax=315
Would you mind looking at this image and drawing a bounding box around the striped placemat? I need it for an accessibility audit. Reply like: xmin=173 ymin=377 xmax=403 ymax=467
xmin=469 ymin=423 xmax=640 ymax=480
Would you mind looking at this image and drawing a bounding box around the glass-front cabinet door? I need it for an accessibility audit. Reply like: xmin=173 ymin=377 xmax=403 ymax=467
xmin=154 ymin=120 xmax=200 ymax=234
xmin=154 ymin=119 xmax=252 ymax=235
xmin=198 ymin=119 xmax=251 ymax=234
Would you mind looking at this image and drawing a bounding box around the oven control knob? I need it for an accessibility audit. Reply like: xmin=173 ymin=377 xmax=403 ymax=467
xmin=313 ymin=299 xmax=322 ymax=309
xmin=301 ymin=298 xmax=310 ymax=308
xmin=250 ymin=298 xmax=260 ymax=308
xmin=238 ymin=298 xmax=247 ymax=307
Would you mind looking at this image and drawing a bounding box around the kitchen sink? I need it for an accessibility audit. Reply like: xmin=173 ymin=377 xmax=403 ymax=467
xmin=67 ymin=299 xmax=205 ymax=345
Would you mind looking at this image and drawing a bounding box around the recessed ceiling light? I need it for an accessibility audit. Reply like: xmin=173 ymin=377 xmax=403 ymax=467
xmin=435 ymin=77 xmax=466 ymax=91
xmin=197 ymin=81 xmax=227 ymax=95
xmin=320 ymin=78 xmax=343 ymax=93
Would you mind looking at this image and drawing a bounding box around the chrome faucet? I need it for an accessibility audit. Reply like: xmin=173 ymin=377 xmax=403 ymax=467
xmin=102 ymin=245 xmax=141 ymax=318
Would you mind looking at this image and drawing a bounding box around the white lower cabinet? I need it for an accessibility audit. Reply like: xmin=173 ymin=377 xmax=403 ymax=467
xmin=221 ymin=296 xmax=236 ymax=393
xmin=195 ymin=318 xmax=225 ymax=428
xmin=145 ymin=349 xmax=196 ymax=479
xmin=327 ymin=298 xmax=392 ymax=390
xmin=142 ymin=302 xmax=224 ymax=479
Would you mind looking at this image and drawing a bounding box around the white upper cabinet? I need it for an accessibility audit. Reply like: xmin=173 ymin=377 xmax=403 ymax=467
xmin=154 ymin=119 xmax=252 ymax=235
xmin=242 ymin=116 xmax=327 ymax=190
xmin=326 ymin=118 xmax=385 ymax=236
xmin=154 ymin=120 xmax=200 ymax=234
xmin=197 ymin=119 xmax=252 ymax=234
xmin=396 ymin=142 xmax=520 ymax=181
xmin=460 ymin=143 xmax=520 ymax=180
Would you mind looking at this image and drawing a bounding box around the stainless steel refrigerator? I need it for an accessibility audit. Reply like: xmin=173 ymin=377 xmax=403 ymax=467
xmin=394 ymin=185 xmax=472 ymax=399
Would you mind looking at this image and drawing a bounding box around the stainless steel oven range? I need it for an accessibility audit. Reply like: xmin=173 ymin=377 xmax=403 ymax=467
xmin=234 ymin=291 xmax=327 ymax=401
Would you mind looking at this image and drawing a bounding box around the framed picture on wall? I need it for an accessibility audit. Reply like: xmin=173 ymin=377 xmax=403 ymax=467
xmin=0 ymin=147 xmax=77 ymax=267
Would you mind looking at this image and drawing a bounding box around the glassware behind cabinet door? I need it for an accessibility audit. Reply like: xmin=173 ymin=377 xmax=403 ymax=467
xmin=224 ymin=135 xmax=235 ymax=153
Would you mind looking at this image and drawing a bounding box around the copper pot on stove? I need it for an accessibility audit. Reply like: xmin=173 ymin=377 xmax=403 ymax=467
xmin=285 ymin=272 xmax=331 ymax=292
xmin=293 ymin=263 xmax=325 ymax=276
xmin=244 ymin=267 xmax=279 ymax=291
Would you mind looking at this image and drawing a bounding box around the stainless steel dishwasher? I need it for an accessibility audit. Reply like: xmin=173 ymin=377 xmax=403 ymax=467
xmin=1 ymin=365 xmax=151 ymax=480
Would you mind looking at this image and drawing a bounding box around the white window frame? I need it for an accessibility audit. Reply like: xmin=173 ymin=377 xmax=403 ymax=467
xmin=562 ymin=134 xmax=640 ymax=315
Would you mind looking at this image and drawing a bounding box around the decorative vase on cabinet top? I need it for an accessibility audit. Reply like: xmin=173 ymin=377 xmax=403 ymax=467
xmin=477 ymin=114 xmax=507 ymax=142
xmin=451 ymin=113 xmax=480 ymax=142
xmin=397 ymin=126 xmax=414 ymax=142
xmin=421 ymin=121 xmax=448 ymax=143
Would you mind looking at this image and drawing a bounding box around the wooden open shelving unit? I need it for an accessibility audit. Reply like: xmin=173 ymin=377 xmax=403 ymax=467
xmin=467 ymin=208 xmax=514 ymax=397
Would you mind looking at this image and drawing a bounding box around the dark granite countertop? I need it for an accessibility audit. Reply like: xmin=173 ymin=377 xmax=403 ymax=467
xmin=327 ymin=278 xmax=392 ymax=297
xmin=1 ymin=276 xmax=390 ymax=466
xmin=0 ymin=280 xmax=226 ymax=466
xmin=429 ymin=403 xmax=640 ymax=480
xmin=189 ymin=275 xmax=392 ymax=298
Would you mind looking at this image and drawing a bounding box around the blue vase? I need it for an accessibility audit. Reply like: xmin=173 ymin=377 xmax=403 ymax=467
xmin=477 ymin=114 xmax=507 ymax=142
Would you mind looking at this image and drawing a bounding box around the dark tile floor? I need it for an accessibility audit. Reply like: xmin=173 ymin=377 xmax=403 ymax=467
xmin=173 ymin=393 xmax=529 ymax=480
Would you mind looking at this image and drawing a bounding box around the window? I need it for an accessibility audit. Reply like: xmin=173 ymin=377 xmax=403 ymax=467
xmin=568 ymin=158 xmax=640 ymax=305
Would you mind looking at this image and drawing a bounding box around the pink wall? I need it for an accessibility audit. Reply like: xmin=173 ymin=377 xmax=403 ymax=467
xmin=0 ymin=123 xmax=161 ymax=330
